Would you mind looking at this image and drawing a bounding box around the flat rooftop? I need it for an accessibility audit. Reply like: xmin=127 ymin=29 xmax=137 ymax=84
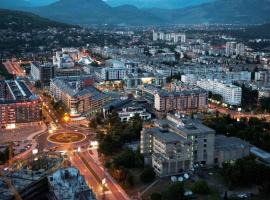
xmin=148 ymin=127 xmax=187 ymax=144
xmin=155 ymin=114 xmax=215 ymax=137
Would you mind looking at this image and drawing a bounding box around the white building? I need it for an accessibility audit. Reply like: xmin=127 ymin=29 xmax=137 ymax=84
xmin=226 ymin=42 xmax=245 ymax=56
xmin=153 ymin=31 xmax=186 ymax=43
xmin=53 ymin=48 xmax=79 ymax=68
xmin=236 ymin=43 xmax=245 ymax=56
xmin=197 ymin=79 xmax=242 ymax=105
xmin=118 ymin=107 xmax=151 ymax=122
xmin=99 ymin=60 xmax=138 ymax=81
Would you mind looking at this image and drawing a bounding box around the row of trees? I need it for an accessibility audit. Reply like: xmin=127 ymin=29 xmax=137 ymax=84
xmin=95 ymin=111 xmax=156 ymax=187
xmin=97 ymin=111 xmax=143 ymax=155
xmin=221 ymin=157 xmax=270 ymax=194
xmin=0 ymin=146 xmax=9 ymax=164
xmin=204 ymin=115 xmax=270 ymax=152
xmin=150 ymin=180 xmax=211 ymax=200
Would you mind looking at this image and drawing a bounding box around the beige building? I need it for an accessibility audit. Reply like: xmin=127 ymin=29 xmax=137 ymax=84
xmin=141 ymin=113 xmax=216 ymax=177
xmin=141 ymin=127 xmax=192 ymax=177
xmin=50 ymin=76 xmax=110 ymax=116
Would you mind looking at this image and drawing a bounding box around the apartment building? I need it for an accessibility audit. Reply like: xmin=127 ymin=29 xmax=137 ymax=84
xmin=50 ymin=76 xmax=110 ymax=115
xmin=0 ymin=80 xmax=41 ymax=128
xmin=197 ymin=79 xmax=242 ymax=105
xmin=153 ymin=31 xmax=186 ymax=43
xmin=154 ymin=88 xmax=208 ymax=113
xmin=31 ymin=62 xmax=55 ymax=86
xmin=141 ymin=113 xmax=215 ymax=176
xmin=98 ymin=59 xmax=138 ymax=81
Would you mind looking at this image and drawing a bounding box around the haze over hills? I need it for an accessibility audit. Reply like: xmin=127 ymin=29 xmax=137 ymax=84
xmin=0 ymin=0 xmax=57 ymax=8
xmin=105 ymin=0 xmax=214 ymax=9
xmin=145 ymin=0 xmax=270 ymax=24
xmin=30 ymin=0 xmax=164 ymax=25
xmin=1 ymin=0 xmax=270 ymax=25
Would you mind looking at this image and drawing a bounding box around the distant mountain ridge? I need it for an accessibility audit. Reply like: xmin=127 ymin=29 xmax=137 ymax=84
xmin=105 ymin=0 xmax=215 ymax=9
xmin=1 ymin=0 xmax=270 ymax=25
xmin=0 ymin=9 xmax=75 ymax=30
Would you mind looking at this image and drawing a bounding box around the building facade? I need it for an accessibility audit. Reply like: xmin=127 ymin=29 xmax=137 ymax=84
xmin=154 ymin=88 xmax=208 ymax=113
xmin=0 ymin=80 xmax=41 ymax=128
xmin=50 ymin=76 xmax=110 ymax=115
xmin=31 ymin=62 xmax=55 ymax=86
xmin=141 ymin=113 xmax=216 ymax=176
xmin=197 ymin=79 xmax=242 ymax=105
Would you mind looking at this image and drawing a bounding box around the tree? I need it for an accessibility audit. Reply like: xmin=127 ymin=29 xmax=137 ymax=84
xmin=126 ymin=172 xmax=134 ymax=186
xmin=151 ymin=193 xmax=162 ymax=200
xmin=163 ymin=183 xmax=184 ymax=200
xmin=191 ymin=180 xmax=210 ymax=195
xmin=140 ymin=167 xmax=156 ymax=183
xmin=34 ymin=80 xmax=42 ymax=88
xmin=113 ymin=148 xmax=136 ymax=168
xmin=89 ymin=119 xmax=97 ymax=129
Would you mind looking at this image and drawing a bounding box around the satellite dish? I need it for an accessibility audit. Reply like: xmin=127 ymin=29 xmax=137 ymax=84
xmin=184 ymin=173 xmax=189 ymax=179
xmin=171 ymin=176 xmax=177 ymax=182
xmin=178 ymin=177 xmax=184 ymax=182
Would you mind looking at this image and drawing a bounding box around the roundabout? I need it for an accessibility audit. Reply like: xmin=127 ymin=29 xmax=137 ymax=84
xmin=47 ymin=132 xmax=87 ymax=144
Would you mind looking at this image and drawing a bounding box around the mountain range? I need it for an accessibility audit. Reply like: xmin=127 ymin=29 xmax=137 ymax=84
xmin=1 ymin=0 xmax=270 ymax=25
xmin=105 ymin=0 xmax=215 ymax=9
xmin=0 ymin=9 xmax=75 ymax=30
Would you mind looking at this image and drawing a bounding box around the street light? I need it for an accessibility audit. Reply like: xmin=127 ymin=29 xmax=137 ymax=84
xmin=63 ymin=113 xmax=70 ymax=123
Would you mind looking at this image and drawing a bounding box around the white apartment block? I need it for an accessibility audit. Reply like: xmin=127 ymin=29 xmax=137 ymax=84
xmin=255 ymin=71 xmax=270 ymax=83
xmin=153 ymin=31 xmax=186 ymax=43
xmin=197 ymin=79 xmax=242 ymax=105
xmin=226 ymin=42 xmax=245 ymax=56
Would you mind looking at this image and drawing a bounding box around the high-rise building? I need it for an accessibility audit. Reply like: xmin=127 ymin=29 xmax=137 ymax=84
xmin=236 ymin=43 xmax=245 ymax=56
xmin=225 ymin=41 xmax=237 ymax=56
xmin=226 ymin=42 xmax=245 ymax=56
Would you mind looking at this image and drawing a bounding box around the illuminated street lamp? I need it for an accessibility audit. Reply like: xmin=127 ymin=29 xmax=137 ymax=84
xmin=63 ymin=113 xmax=70 ymax=123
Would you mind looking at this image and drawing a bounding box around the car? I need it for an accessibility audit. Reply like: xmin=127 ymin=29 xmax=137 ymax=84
xmin=237 ymin=194 xmax=249 ymax=198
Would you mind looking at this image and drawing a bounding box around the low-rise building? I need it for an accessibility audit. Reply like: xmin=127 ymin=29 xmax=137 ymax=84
xmin=50 ymin=76 xmax=110 ymax=116
xmin=0 ymin=80 xmax=41 ymax=129
xmin=97 ymin=59 xmax=138 ymax=81
xmin=214 ymin=135 xmax=250 ymax=167
xmin=118 ymin=106 xmax=151 ymax=122
xmin=48 ymin=167 xmax=96 ymax=200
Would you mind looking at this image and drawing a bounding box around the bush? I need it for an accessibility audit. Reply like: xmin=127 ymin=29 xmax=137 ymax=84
xmin=126 ymin=172 xmax=134 ymax=186
xmin=163 ymin=182 xmax=184 ymax=200
xmin=191 ymin=180 xmax=210 ymax=195
xmin=140 ymin=167 xmax=155 ymax=183
xmin=151 ymin=192 xmax=162 ymax=200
